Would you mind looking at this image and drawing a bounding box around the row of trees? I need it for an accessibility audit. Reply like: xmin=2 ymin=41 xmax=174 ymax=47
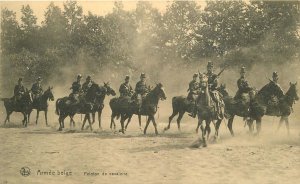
xmin=1 ymin=1 xmax=300 ymax=91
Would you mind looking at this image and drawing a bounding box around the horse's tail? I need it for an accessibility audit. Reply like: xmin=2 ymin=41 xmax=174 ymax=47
xmin=55 ymin=98 xmax=61 ymax=115
xmin=172 ymin=96 xmax=180 ymax=111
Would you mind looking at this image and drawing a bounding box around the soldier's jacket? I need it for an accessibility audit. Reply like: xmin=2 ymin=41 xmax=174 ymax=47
xmin=14 ymin=84 xmax=26 ymax=97
xmin=206 ymin=72 xmax=218 ymax=91
xmin=135 ymin=81 xmax=148 ymax=96
xmin=119 ymin=82 xmax=133 ymax=97
xmin=237 ymin=77 xmax=251 ymax=93
xmin=31 ymin=82 xmax=43 ymax=95
xmin=82 ymin=81 xmax=93 ymax=93
xmin=71 ymin=81 xmax=82 ymax=94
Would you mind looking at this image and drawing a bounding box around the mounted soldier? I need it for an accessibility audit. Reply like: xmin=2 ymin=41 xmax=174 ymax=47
xmin=187 ymin=73 xmax=200 ymax=118
xmin=69 ymin=74 xmax=83 ymax=104
xmin=82 ymin=75 xmax=93 ymax=94
xmin=234 ymin=66 xmax=253 ymax=102
xmin=119 ymin=75 xmax=133 ymax=98
xmin=204 ymin=61 xmax=224 ymax=119
xmin=31 ymin=77 xmax=43 ymax=100
xmin=133 ymin=73 xmax=149 ymax=113
xmin=13 ymin=78 xmax=26 ymax=106
xmin=258 ymin=71 xmax=284 ymax=115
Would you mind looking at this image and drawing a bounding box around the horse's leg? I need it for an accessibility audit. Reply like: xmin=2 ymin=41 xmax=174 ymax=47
xmin=196 ymin=115 xmax=201 ymax=134
xmin=227 ymin=116 xmax=235 ymax=136
xmin=176 ymin=112 xmax=185 ymax=132
xmin=125 ymin=114 xmax=133 ymax=131
xmin=81 ymin=114 xmax=88 ymax=130
xmin=110 ymin=113 xmax=115 ymax=130
xmin=255 ymin=117 xmax=262 ymax=136
xmin=151 ymin=115 xmax=159 ymax=135
xmin=205 ymin=120 xmax=211 ymax=141
xmin=98 ymin=110 xmax=102 ymax=130
xmin=214 ymin=119 xmax=222 ymax=140
xmin=247 ymin=119 xmax=254 ymax=134
xmin=164 ymin=110 xmax=178 ymax=132
xmin=144 ymin=115 xmax=151 ymax=135
xmin=87 ymin=114 xmax=93 ymax=131
xmin=199 ymin=118 xmax=207 ymax=147
xmin=5 ymin=111 xmax=12 ymax=124
xmin=92 ymin=112 xmax=96 ymax=123
xmin=58 ymin=115 xmax=62 ymax=131
xmin=277 ymin=116 xmax=284 ymax=132
xmin=284 ymin=116 xmax=290 ymax=135
xmin=138 ymin=114 xmax=142 ymax=131
xmin=120 ymin=114 xmax=126 ymax=134
xmin=35 ymin=110 xmax=40 ymax=125
xmin=45 ymin=111 xmax=49 ymax=126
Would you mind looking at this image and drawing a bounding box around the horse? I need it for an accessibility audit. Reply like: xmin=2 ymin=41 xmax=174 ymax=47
xmin=1 ymin=90 xmax=33 ymax=127
xmin=28 ymin=87 xmax=54 ymax=126
xmin=111 ymin=83 xmax=166 ymax=135
xmin=248 ymin=82 xmax=298 ymax=135
xmin=55 ymin=83 xmax=103 ymax=131
xmin=109 ymin=97 xmax=133 ymax=131
xmin=217 ymin=84 xmax=257 ymax=136
xmin=163 ymin=96 xmax=196 ymax=132
xmin=89 ymin=82 xmax=116 ymax=129
xmin=196 ymin=76 xmax=224 ymax=147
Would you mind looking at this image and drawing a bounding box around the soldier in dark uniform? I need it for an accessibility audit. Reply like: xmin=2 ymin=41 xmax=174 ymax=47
xmin=13 ymin=78 xmax=26 ymax=105
xmin=205 ymin=61 xmax=224 ymax=119
xmin=82 ymin=75 xmax=93 ymax=94
xmin=187 ymin=73 xmax=200 ymax=118
xmin=69 ymin=74 xmax=82 ymax=103
xmin=262 ymin=72 xmax=284 ymax=108
xmin=133 ymin=73 xmax=149 ymax=112
xmin=31 ymin=77 xmax=43 ymax=100
xmin=119 ymin=75 xmax=133 ymax=97
xmin=234 ymin=66 xmax=252 ymax=101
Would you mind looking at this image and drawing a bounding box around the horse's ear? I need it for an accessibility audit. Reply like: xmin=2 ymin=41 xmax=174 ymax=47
xmin=295 ymin=82 xmax=297 ymax=86
xmin=290 ymin=82 xmax=292 ymax=86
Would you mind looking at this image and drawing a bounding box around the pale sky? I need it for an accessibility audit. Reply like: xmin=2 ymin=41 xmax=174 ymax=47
xmin=1 ymin=1 xmax=207 ymax=24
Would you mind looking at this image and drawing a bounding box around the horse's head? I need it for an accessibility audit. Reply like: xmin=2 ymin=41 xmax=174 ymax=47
xmin=45 ymin=86 xmax=54 ymax=101
xmin=153 ymin=83 xmax=167 ymax=100
xmin=199 ymin=73 xmax=208 ymax=87
xmin=24 ymin=89 xmax=33 ymax=104
xmin=103 ymin=82 xmax=116 ymax=96
xmin=287 ymin=82 xmax=299 ymax=101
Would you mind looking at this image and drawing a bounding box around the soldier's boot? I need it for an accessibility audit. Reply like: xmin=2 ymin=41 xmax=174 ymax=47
xmin=188 ymin=102 xmax=197 ymax=118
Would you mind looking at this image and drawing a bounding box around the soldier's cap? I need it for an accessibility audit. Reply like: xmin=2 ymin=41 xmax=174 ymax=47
xmin=125 ymin=75 xmax=130 ymax=80
xmin=273 ymin=71 xmax=279 ymax=78
xmin=240 ymin=66 xmax=246 ymax=73
xmin=77 ymin=74 xmax=82 ymax=78
xmin=18 ymin=78 xmax=23 ymax=82
xmin=140 ymin=73 xmax=146 ymax=78
xmin=207 ymin=61 xmax=213 ymax=68
xmin=86 ymin=75 xmax=91 ymax=80
xmin=37 ymin=76 xmax=42 ymax=81
xmin=193 ymin=73 xmax=198 ymax=78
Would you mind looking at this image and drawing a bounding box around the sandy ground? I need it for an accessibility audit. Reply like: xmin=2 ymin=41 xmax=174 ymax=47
xmin=0 ymin=100 xmax=300 ymax=184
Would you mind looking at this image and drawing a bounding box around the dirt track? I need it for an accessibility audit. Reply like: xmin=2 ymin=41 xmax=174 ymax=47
xmin=0 ymin=100 xmax=300 ymax=184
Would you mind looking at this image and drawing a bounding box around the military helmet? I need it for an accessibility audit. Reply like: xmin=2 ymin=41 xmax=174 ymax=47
xmin=272 ymin=71 xmax=279 ymax=79
xmin=77 ymin=74 xmax=82 ymax=79
xmin=125 ymin=75 xmax=130 ymax=80
xmin=86 ymin=75 xmax=91 ymax=80
xmin=37 ymin=76 xmax=42 ymax=81
xmin=240 ymin=66 xmax=246 ymax=74
xmin=193 ymin=73 xmax=198 ymax=78
xmin=207 ymin=61 xmax=213 ymax=68
xmin=140 ymin=73 xmax=146 ymax=78
xmin=18 ymin=77 xmax=23 ymax=82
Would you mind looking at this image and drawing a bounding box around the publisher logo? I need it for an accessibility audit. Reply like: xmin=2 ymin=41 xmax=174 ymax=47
xmin=20 ymin=167 xmax=31 ymax=177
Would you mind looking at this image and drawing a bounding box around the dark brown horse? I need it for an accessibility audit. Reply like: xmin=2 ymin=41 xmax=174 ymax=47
xmin=89 ymin=83 xmax=116 ymax=129
xmin=28 ymin=87 xmax=54 ymax=126
xmin=217 ymin=84 xmax=257 ymax=136
xmin=111 ymin=83 xmax=166 ymax=135
xmin=55 ymin=83 xmax=103 ymax=131
xmin=1 ymin=90 xmax=33 ymax=127
xmin=248 ymin=82 xmax=298 ymax=135
xmin=163 ymin=96 xmax=196 ymax=132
